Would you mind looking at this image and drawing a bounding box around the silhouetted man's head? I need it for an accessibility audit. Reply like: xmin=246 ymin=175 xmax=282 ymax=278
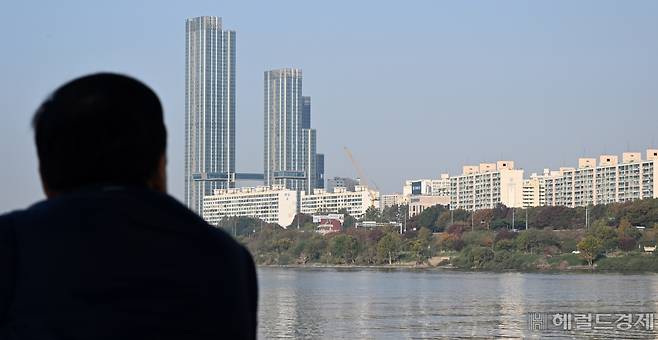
xmin=33 ymin=73 xmax=167 ymax=196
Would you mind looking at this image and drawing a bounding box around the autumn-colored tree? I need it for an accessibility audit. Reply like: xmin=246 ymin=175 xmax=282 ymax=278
xmin=618 ymin=236 xmax=637 ymax=252
xmin=446 ymin=223 xmax=465 ymax=236
xmin=578 ymin=236 xmax=603 ymax=268
xmin=618 ymin=218 xmax=632 ymax=236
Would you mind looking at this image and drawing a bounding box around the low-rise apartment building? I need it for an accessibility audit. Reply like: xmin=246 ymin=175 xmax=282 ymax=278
xmin=402 ymin=174 xmax=450 ymax=197
xmin=408 ymin=195 xmax=450 ymax=217
xmin=202 ymin=185 xmax=298 ymax=227
xmin=380 ymin=193 xmax=408 ymax=209
xmin=300 ymin=185 xmax=379 ymax=219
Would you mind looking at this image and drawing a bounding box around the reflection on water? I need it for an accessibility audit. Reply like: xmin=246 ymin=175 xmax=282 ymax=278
xmin=258 ymin=268 xmax=658 ymax=339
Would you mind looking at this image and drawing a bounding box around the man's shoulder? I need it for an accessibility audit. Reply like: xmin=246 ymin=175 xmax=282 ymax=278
xmin=0 ymin=208 xmax=27 ymax=232
xmin=0 ymin=189 xmax=247 ymax=254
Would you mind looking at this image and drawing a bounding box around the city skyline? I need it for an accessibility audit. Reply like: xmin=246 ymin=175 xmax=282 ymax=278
xmin=1 ymin=1 xmax=657 ymax=211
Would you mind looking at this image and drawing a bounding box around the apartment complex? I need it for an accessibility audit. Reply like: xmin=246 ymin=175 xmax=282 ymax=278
xmin=381 ymin=193 xmax=408 ymax=209
xmin=202 ymin=185 xmax=298 ymax=227
xmin=409 ymin=195 xmax=450 ymax=217
xmin=202 ymin=185 xmax=378 ymax=227
xmin=300 ymin=186 xmax=379 ymax=219
xmin=522 ymin=169 xmax=554 ymax=208
xmin=184 ymin=16 xmax=236 ymax=214
xmin=545 ymin=150 xmax=658 ymax=208
xmin=450 ymin=161 xmax=524 ymax=210
xmin=402 ymin=174 xmax=450 ymax=197
xmin=400 ymin=174 xmax=451 ymax=216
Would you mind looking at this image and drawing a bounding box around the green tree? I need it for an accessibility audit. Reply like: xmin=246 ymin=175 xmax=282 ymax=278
xmin=416 ymin=205 xmax=447 ymax=230
xmin=515 ymin=229 xmax=539 ymax=253
xmin=417 ymin=227 xmax=432 ymax=244
xmin=337 ymin=209 xmax=356 ymax=229
xmin=578 ymin=235 xmax=603 ymax=268
xmin=470 ymin=246 xmax=495 ymax=268
xmin=494 ymin=238 xmax=515 ymax=251
xmin=410 ymin=239 xmax=429 ymax=264
xmin=363 ymin=206 xmax=381 ymax=221
xmin=590 ymin=224 xmax=618 ymax=254
xmin=435 ymin=210 xmax=452 ymax=229
xmin=302 ymin=235 xmax=326 ymax=261
xmin=381 ymin=204 xmax=401 ymax=222
xmin=330 ymin=234 xmax=359 ymax=263
xmin=377 ymin=232 xmax=401 ymax=264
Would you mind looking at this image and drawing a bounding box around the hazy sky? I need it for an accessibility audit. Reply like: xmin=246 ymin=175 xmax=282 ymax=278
xmin=1 ymin=1 xmax=657 ymax=211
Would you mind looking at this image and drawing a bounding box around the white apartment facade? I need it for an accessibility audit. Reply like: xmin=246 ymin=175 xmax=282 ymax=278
xmin=450 ymin=161 xmax=524 ymax=211
xmin=402 ymin=174 xmax=450 ymax=197
xmin=202 ymin=185 xmax=298 ymax=227
xmin=380 ymin=193 xmax=408 ymax=210
xmin=300 ymin=186 xmax=379 ymax=219
xmin=522 ymin=169 xmax=555 ymax=208
xmin=408 ymin=195 xmax=450 ymax=218
xmin=545 ymin=150 xmax=658 ymax=207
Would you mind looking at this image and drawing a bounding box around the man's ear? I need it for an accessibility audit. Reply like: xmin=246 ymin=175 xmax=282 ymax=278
xmin=148 ymin=153 xmax=167 ymax=193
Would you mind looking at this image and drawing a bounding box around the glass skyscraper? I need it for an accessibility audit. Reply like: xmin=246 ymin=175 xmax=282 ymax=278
xmin=316 ymin=153 xmax=325 ymax=189
xmin=301 ymin=96 xmax=311 ymax=129
xmin=264 ymin=68 xmax=316 ymax=193
xmin=185 ymin=16 xmax=236 ymax=214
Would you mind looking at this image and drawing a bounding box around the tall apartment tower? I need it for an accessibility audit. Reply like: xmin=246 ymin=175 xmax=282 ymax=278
xmin=264 ymin=68 xmax=316 ymax=193
xmin=185 ymin=16 xmax=236 ymax=213
xmin=301 ymin=96 xmax=311 ymax=129
xmin=316 ymin=153 xmax=325 ymax=189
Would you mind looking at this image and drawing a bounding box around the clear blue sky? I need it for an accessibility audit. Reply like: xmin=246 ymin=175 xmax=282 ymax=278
xmin=1 ymin=0 xmax=657 ymax=211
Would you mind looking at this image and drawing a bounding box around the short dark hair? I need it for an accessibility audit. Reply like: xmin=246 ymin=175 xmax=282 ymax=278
xmin=33 ymin=73 xmax=167 ymax=193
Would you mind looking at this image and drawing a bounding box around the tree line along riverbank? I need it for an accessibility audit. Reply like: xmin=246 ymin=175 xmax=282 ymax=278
xmin=215 ymin=198 xmax=658 ymax=272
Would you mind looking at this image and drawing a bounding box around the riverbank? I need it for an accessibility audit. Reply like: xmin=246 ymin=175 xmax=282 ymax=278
xmin=235 ymin=206 xmax=658 ymax=273
xmin=256 ymin=252 xmax=658 ymax=274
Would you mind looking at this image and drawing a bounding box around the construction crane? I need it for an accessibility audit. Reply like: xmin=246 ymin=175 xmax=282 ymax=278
xmin=343 ymin=146 xmax=379 ymax=206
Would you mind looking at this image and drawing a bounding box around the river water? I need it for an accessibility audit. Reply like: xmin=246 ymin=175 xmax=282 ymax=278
xmin=257 ymin=267 xmax=658 ymax=339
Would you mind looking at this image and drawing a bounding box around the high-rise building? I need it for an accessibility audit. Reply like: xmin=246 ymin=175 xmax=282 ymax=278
xmin=522 ymin=169 xmax=553 ymax=208
xmin=263 ymin=68 xmax=316 ymax=193
xmin=316 ymin=153 xmax=325 ymax=189
xmin=302 ymin=128 xmax=317 ymax=194
xmin=184 ymin=16 xmax=236 ymax=213
xmin=450 ymin=161 xmax=524 ymax=211
xmin=544 ymin=150 xmax=658 ymax=207
xmin=301 ymin=96 xmax=311 ymax=129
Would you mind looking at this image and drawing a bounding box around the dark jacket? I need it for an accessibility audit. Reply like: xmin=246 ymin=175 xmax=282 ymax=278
xmin=0 ymin=186 xmax=257 ymax=339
